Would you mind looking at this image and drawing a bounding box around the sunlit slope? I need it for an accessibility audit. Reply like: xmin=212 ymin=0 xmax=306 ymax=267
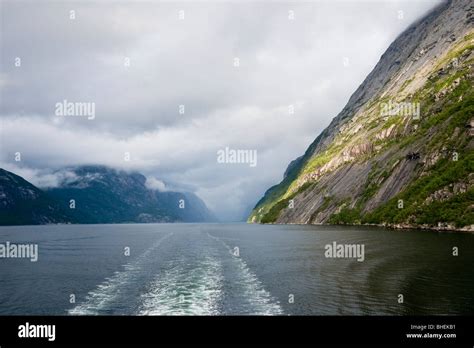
xmin=249 ymin=1 xmax=474 ymax=231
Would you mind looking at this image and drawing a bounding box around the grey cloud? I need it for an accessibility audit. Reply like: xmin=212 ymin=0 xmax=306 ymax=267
xmin=0 ymin=0 xmax=441 ymax=220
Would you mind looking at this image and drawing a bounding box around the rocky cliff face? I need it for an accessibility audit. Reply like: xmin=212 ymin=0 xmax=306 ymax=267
xmin=249 ymin=0 xmax=474 ymax=231
xmin=0 ymin=166 xmax=216 ymax=225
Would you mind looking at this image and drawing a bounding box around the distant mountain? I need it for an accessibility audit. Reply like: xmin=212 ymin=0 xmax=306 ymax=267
xmin=0 ymin=166 xmax=216 ymax=225
xmin=249 ymin=0 xmax=474 ymax=231
xmin=0 ymin=168 xmax=74 ymax=225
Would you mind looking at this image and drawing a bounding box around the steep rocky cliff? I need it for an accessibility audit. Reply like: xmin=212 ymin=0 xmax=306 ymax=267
xmin=249 ymin=0 xmax=474 ymax=231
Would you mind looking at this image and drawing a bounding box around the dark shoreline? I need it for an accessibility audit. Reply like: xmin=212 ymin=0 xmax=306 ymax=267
xmin=254 ymin=221 xmax=474 ymax=233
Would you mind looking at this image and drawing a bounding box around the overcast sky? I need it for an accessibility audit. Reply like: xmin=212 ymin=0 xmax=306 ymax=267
xmin=0 ymin=0 xmax=441 ymax=221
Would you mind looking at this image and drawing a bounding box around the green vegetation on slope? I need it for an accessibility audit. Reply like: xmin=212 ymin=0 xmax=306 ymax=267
xmin=260 ymin=182 xmax=315 ymax=223
xmin=250 ymin=30 xmax=474 ymax=229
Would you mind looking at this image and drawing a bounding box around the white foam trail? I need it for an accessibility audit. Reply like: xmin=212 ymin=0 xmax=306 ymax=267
xmin=138 ymin=255 xmax=223 ymax=315
xmin=68 ymin=232 xmax=173 ymax=315
xmin=207 ymin=232 xmax=283 ymax=315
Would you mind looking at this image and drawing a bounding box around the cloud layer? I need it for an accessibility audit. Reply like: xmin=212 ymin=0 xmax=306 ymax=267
xmin=0 ymin=0 xmax=441 ymax=220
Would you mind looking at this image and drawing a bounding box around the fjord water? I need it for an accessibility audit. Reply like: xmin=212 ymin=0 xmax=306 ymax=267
xmin=0 ymin=223 xmax=473 ymax=315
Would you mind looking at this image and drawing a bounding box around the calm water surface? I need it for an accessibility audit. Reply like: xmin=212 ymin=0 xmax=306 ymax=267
xmin=0 ymin=223 xmax=473 ymax=315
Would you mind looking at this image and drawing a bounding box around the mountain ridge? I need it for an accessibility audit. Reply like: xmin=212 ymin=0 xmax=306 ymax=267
xmin=249 ymin=0 xmax=474 ymax=232
xmin=0 ymin=166 xmax=216 ymax=225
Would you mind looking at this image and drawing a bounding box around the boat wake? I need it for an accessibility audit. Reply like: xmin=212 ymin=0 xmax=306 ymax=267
xmin=68 ymin=232 xmax=173 ymax=315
